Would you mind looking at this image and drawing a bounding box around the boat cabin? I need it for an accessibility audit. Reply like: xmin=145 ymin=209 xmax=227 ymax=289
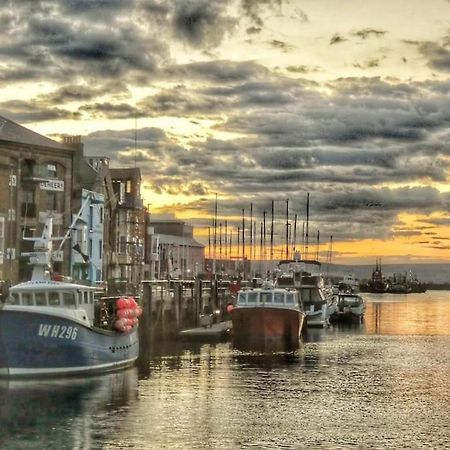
xmin=236 ymin=289 xmax=300 ymax=309
xmin=7 ymin=281 xmax=97 ymax=323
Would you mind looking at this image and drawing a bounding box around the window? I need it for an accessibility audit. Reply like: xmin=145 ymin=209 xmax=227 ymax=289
xmin=247 ymin=292 xmax=258 ymax=303
xmin=99 ymin=207 xmax=103 ymax=223
xmin=301 ymin=288 xmax=311 ymax=302
xmin=286 ymin=293 xmax=295 ymax=304
xmin=35 ymin=292 xmax=46 ymax=306
xmin=274 ymin=293 xmax=284 ymax=304
xmin=23 ymin=293 xmax=33 ymax=305
xmin=63 ymin=292 xmax=76 ymax=306
xmin=89 ymin=205 xmax=94 ymax=231
xmin=8 ymin=293 xmax=19 ymax=305
xmin=99 ymin=240 xmax=102 ymax=259
xmin=47 ymin=192 xmax=57 ymax=211
xmin=261 ymin=292 xmax=272 ymax=304
xmin=47 ymin=164 xmax=57 ymax=178
xmin=49 ymin=292 xmax=60 ymax=306
xmin=89 ymin=238 xmax=92 ymax=257
xmin=126 ymin=180 xmax=132 ymax=193
xmin=237 ymin=292 xmax=246 ymax=304
xmin=83 ymin=291 xmax=88 ymax=304
xmin=0 ymin=216 xmax=4 ymax=265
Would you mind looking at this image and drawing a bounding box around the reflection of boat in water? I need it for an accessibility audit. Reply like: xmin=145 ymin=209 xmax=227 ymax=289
xmin=330 ymin=293 xmax=366 ymax=322
xmin=0 ymin=368 xmax=138 ymax=449
xmin=0 ymin=215 xmax=140 ymax=378
xmin=230 ymin=283 xmax=305 ymax=346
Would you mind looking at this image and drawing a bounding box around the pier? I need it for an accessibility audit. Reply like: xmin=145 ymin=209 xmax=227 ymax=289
xmin=140 ymin=278 xmax=233 ymax=340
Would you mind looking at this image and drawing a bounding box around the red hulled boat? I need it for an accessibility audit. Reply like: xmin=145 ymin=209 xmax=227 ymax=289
xmin=230 ymin=286 xmax=305 ymax=344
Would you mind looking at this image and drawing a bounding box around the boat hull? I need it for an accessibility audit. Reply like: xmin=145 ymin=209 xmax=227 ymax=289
xmin=231 ymin=307 xmax=304 ymax=344
xmin=0 ymin=309 xmax=139 ymax=378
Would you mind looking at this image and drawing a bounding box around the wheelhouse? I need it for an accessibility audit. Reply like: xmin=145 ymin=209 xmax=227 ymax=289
xmin=236 ymin=289 xmax=299 ymax=308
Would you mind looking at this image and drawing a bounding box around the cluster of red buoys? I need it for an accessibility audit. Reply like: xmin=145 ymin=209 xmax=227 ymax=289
xmin=114 ymin=297 xmax=143 ymax=332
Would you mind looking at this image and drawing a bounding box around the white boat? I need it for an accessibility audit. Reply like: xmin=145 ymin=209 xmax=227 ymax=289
xmin=276 ymin=258 xmax=334 ymax=327
xmin=334 ymin=273 xmax=359 ymax=294
xmin=331 ymin=292 xmax=366 ymax=322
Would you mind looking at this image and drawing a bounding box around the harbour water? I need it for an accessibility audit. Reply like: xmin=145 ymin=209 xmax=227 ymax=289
xmin=2 ymin=291 xmax=450 ymax=449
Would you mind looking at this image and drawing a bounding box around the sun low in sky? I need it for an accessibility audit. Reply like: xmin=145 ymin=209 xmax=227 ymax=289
xmin=1 ymin=0 xmax=450 ymax=264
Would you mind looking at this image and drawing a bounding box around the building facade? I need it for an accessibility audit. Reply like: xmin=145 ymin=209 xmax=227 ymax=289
xmin=151 ymin=219 xmax=205 ymax=280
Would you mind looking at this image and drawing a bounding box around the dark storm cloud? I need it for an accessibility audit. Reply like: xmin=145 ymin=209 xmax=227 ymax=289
xmin=0 ymin=2 xmax=168 ymax=85
xmin=419 ymin=42 xmax=450 ymax=72
xmin=172 ymin=1 xmax=237 ymax=48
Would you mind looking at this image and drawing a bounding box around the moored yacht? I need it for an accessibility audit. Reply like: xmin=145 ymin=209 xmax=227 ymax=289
xmin=276 ymin=257 xmax=334 ymax=327
xmin=331 ymin=292 xmax=366 ymax=322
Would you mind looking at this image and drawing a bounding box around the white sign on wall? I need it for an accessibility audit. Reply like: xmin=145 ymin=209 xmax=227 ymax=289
xmin=40 ymin=179 xmax=64 ymax=191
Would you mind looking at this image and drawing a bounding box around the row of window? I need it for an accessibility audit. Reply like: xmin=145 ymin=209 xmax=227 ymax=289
xmin=237 ymin=291 xmax=297 ymax=305
xmin=8 ymin=290 xmax=95 ymax=308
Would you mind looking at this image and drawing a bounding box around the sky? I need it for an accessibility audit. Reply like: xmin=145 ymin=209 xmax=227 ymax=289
xmin=2 ymin=0 xmax=450 ymax=265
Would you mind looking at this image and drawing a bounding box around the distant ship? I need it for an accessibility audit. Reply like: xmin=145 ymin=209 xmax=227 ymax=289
xmin=360 ymin=258 xmax=387 ymax=293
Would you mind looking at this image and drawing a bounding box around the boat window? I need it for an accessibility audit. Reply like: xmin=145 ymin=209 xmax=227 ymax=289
xmin=8 ymin=294 xmax=19 ymax=305
xmin=261 ymin=292 xmax=272 ymax=304
xmin=49 ymin=292 xmax=60 ymax=306
xmin=35 ymin=292 xmax=47 ymax=306
xmin=301 ymin=288 xmax=311 ymax=301
xmin=89 ymin=292 xmax=94 ymax=304
xmin=247 ymin=292 xmax=258 ymax=303
xmin=83 ymin=291 xmax=89 ymax=304
xmin=286 ymin=293 xmax=295 ymax=304
xmin=237 ymin=292 xmax=246 ymax=304
xmin=62 ymin=292 xmax=76 ymax=307
xmin=23 ymin=292 xmax=34 ymax=306
xmin=274 ymin=293 xmax=284 ymax=304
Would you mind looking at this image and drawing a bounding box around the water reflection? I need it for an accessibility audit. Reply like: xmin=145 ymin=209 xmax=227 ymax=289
xmin=0 ymin=368 xmax=138 ymax=450
xmin=364 ymin=291 xmax=450 ymax=335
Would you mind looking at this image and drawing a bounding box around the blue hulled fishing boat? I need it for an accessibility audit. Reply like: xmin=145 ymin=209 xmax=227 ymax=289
xmin=0 ymin=217 xmax=140 ymax=378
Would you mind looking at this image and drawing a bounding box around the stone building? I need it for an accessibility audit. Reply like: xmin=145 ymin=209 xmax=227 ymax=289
xmin=108 ymin=168 xmax=146 ymax=293
xmin=0 ymin=115 xmax=79 ymax=284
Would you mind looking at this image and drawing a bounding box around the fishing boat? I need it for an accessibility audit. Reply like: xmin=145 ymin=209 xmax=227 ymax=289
xmin=331 ymin=292 xmax=366 ymax=322
xmin=276 ymin=257 xmax=334 ymax=327
xmin=0 ymin=216 xmax=140 ymax=378
xmin=230 ymin=283 xmax=305 ymax=344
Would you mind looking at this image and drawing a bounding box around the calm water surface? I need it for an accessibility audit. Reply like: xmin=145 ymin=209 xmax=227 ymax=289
xmin=2 ymin=291 xmax=450 ymax=449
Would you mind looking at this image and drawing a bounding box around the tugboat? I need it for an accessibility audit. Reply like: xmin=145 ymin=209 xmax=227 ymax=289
xmin=0 ymin=215 xmax=141 ymax=378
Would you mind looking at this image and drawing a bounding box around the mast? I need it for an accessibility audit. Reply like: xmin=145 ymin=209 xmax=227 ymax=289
xmin=285 ymin=199 xmax=289 ymax=260
xmin=213 ymin=193 xmax=218 ymax=274
xmin=293 ymin=213 xmax=297 ymax=257
xmin=305 ymin=192 xmax=310 ymax=260
xmin=316 ymin=230 xmax=320 ymax=261
xmin=250 ymin=203 xmax=253 ymax=261
xmin=242 ymin=209 xmax=245 ymax=260
xmin=224 ymin=220 xmax=228 ymax=259
xmin=270 ymin=200 xmax=274 ymax=262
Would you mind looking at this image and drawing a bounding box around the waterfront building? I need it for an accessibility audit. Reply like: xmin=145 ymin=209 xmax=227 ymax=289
xmin=150 ymin=219 xmax=204 ymax=279
xmin=108 ymin=168 xmax=146 ymax=294
xmin=0 ymin=115 xmax=79 ymax=284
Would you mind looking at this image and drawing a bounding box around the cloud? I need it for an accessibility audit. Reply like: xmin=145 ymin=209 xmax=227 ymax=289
xmin=330 ymin=34 xmax=347 ymax=45
xmin=352 ymin=28 xmax=387 ymax=40
xmin=419 ymin=42 xmax=450 ymax=72
xmin=172 ymin=1 xmax=237 ymax=48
